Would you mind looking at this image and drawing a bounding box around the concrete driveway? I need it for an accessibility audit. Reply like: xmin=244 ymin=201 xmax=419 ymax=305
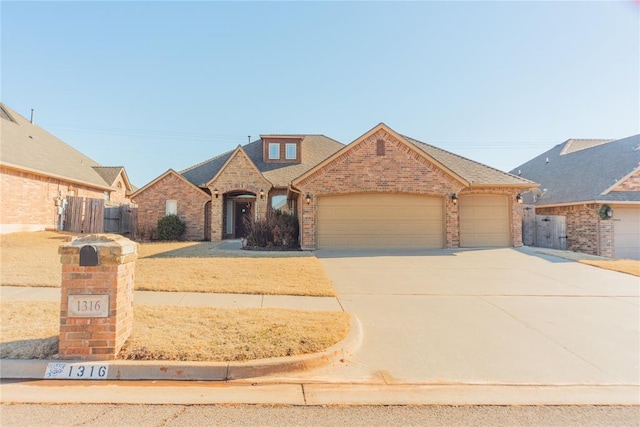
xmin=309 ymin=247 xmax=639 ymax=386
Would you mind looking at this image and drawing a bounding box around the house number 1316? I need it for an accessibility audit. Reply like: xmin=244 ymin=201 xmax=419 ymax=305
xmin=68 ymin=295 xmax=109 ymax=318
xmin=77 ymin=300 xmax=101 ymax=312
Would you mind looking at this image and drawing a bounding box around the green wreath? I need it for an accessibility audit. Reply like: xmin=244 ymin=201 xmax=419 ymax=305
xmin=599 ymin=205 xmax=613 ymax=220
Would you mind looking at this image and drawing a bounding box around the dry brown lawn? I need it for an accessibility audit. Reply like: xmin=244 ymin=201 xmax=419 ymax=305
xmin=0 ymin=232 xmax=336 ymax=296
xmin=1 ymin=301 xmax=350 ymax=362
xmin=579 ymin=259 xmax=640 ymax=277
xmin=0 ymin=231 xmax=68 ymax=287
xmin=0 ymin=301 xmax=59 ymax=359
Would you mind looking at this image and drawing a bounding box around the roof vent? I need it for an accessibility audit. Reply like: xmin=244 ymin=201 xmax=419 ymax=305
xmin=545 ymin=157 xmax=549 ymax=164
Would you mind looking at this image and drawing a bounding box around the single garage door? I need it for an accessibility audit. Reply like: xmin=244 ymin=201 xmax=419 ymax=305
xmin=459 ymin=194 xmax=510 ymax=247
xmin=614 ymin=206 xmax=640 ymax=260
xmin=317 ymin=193 xmax=444 ymax=249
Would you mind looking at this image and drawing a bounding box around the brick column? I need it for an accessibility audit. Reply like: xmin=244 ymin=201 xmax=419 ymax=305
xmin=58 ymin=234 xmax=137 ymax=360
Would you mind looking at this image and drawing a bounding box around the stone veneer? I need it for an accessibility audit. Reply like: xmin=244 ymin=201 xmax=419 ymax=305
xmin=207 ymin=148 xmax=271 ymax=242
xmin=612 ymin=169 xmax=640 ymax=192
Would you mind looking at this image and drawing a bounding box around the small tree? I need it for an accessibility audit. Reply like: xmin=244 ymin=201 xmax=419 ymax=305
xmin=156 ymin=214 xmax=186 ymax=241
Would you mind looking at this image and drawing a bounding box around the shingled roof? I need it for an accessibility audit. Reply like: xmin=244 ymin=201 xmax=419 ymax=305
xmin=0 ymin=103 xmax=114 ymax=190
xmin=403 ymin=135 xmax=535 ymax=187
xmin=511 ymin=134 xmax=640 ymax=206
xmin=180 ymin=135 xmax=344 ymax=187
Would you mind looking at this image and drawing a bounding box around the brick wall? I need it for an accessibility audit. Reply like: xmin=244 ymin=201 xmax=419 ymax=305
xmin=536 ymin=203 xmax=613 ymax=257
xmin=58 ymin=235 xmax=137 ymax=360
xmin=132 ymin=172 xmax=210 ymax=241
xmin=108 ymin=173 xmax=129 ymax=204
xmin=296 ymin=128 xmax=467 ymax=249
xmin=207 ymin=149 xmax=271 ymax=242
xmin=1 ymin=166 xmax=106 ymax=233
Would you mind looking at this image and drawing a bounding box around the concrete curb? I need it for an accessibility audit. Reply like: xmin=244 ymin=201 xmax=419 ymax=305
xmin=0 ymin=315 xmax=362 ymax=381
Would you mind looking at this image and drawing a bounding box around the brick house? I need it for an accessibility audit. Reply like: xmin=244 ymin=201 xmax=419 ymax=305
xmin=512 ymin=135 xmax=640 ymax=259
xmin=0 ymin=103 xmax=135 ymax=234
xmin=133 ymin=123 xmax=535 ymax=249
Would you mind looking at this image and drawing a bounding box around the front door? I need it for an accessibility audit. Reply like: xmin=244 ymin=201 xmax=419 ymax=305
xmin=235 ymin=202 xmax=252 ymax=238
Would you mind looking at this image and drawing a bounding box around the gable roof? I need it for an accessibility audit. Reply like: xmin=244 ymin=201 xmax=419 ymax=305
xmin=293 ymin=123 xmax=535 ymax=188
xmin=92 ymin=166 xmax=136 ymax=193
xmin=205 ymin=144 xmax=272 ymax=187
xmin=180 ymin=135 xmax=344 ymax=188
xmin=0 ymin=103 xmax=123 ymax=191
xmin=511 ymin=134 xmax=640 ymax=206
xmin=130 ymin=169 xmax=209 ymax=199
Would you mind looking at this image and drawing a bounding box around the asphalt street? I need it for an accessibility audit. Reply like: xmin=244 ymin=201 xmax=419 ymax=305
xmin=1 ymin=403 xmax=639 ymax=427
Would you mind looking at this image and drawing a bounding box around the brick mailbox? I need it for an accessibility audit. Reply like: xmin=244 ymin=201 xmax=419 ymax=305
xmin=58 ymin=234 xmax=138 ymax=360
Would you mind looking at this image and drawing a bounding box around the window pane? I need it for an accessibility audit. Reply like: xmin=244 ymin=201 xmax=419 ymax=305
xmin=271 ymin=195 xmax=287 ymax=210
xmin=165 ymin=200 xmax=177 ymax=215
xmin=285 ymin=143 xmax=297 ymax=159
xmin=269 ymin=143 xmax=280 ymax=159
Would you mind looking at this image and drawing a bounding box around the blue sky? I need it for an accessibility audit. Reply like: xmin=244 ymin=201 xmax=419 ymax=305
xmin=2 ymin=1 xmax=638 ymax=187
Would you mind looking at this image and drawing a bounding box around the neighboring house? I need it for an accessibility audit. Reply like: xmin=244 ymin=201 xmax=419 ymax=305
xmin=133 ymin=123 xmax=535 ymax=249
xmin=512 ymin=135 xmax=640 ymax=259
xmin=0 ymin=103 xmax=135 ymax=234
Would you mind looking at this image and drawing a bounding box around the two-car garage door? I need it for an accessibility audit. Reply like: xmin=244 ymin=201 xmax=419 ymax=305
xmin=316 ymin=193 xmax=511 ymax=249
xmin=317 ymin=193 xmax=443 ymax=249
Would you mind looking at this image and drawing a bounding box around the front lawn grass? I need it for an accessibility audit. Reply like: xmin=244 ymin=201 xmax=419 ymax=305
xmin=579 ymin=259 xmax=640 ymax=277
xmin=1 ymin=301 xmax=350 ymax=362
xmin=0 ymin=232 xmax=336 ymax=296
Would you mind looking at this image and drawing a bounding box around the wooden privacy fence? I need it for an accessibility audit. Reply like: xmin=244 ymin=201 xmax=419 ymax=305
xmin=104 ymin=203 xmax=138 ymax=236
xmin=64 ymin=196 xmax=137 ymax=236
xmin=522 ymin=207 xmax=567 ymax=250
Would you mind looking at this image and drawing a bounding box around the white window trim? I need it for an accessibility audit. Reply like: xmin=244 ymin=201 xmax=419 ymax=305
xmin=165 ymin=200 xmax=178 ymax=215
xmin=285 ymin=143 xmax=297 ymax=160
xmin=268 ymin=143 xmax=280 ymax=159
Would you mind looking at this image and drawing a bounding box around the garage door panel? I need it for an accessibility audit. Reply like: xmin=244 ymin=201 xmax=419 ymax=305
xmin=614 ymin=206 xmax=640 ymax=260
xmin=317 ymin=193 xmax=443 ymax=249
xmin=459 ymin=195 xmax=510 ymax=248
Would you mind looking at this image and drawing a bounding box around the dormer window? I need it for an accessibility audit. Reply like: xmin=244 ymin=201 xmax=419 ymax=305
xmin=262 ymin=136 xmax=302 ymax=164
xmin=268 ymin=143 xmax=280 ymax=160
xmin=285 ymin=143 xmax=297 ymax=160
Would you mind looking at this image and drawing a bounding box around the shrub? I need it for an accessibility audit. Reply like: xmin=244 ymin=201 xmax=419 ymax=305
xmin=156 ymin=214 xmax=186 ymax=241
xmin=244 ymin=210 xmax=299 ymax=250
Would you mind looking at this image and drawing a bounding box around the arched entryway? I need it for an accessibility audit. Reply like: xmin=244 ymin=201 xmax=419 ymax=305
xmin=222 ymin=191 xmax=256 ymax=239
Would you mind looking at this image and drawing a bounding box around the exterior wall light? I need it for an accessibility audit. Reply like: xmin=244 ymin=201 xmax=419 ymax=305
xmin=516 ymin=194 xmax=523 ymax=204
xmin=214 ymin=188 xmax=219 ymax=199
xmin=451 ymin=193 xmax=458 ymax=205
xmin=305 ymin=193 xmax=312 ymax=204
xmin=259 ymin=189 xmax=265 ymax=200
